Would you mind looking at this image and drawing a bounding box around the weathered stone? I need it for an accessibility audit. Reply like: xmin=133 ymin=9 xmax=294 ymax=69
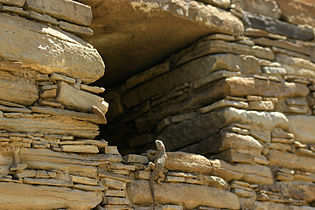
xmin=198 ymin=0 xmax=230 ymax=9
xmin=199 ymin=100 xmax=248 ymax=113
xmin=61 ymin=145 xmax=99 ymax=154
xmin=59 ymin=21 xmax=94 ymax=36
xmin=127 ymin=180 xmax=240 ymax=209
xmin=31 ymin=106 xmax=106 ymax=124
xmin=159 ymin=107 xmax=287 ymax=151
xmin=165 ymin=152 xmax=212 ymax=175
xmin=243 ymin=12 xmax=314 ymax=41
xmin=248 ymin=101 xmax=274 ymax=111
xmin=82 ymin=0 xmax=243 ymax=85
xmin=0 ymin=116 xmax=99 ymax=138
xmin=288 ymin=115 xmax=315 ymax=144
xmin=0 ymin=13 xmax=104 ymax=84
xmin=122 ymin=54 xmax=256 ymax=108
xmin=23 ymin=178 xmax=72 ymax=187
xmin=276 ymin=54 xmax=315 ymax=79
xmin=24 ymin=0 xmax=92 ymax=26
xmin=225 ymin=77 xmax=309 ymax=99
xmin=57 ymin=81 xmax=108 ymax=114
xmin=181 ymin=132 xmax=263 ymax=156
xmin=239 ymin=0 xmax=281 ymax=18
xmin=277 ymin=0 xmax=315 ymax=28
xmin=28 ymin=11 xmax=59 ymax=25
xmin=20 ymin=148 xmax=99 ymax=178
xmin=254 ymin=201 xmax=315 ymax=210
xmin=0 ymin=71 xmax=38 ymax=106
xmin=0 ymin=0 xmax=25 ymax=6
xmin=253 ymin=37 xmax=311 ymax=56
xmin=175 ymin=40 xmax=274 ymax=66
xmin=269 ymin=149 xmax=315 ymax=173
xmin=101 ymin=178 xmax=126 ymax=190
xmin=123 ymin=154 xmax=149 ymax=164
xmin=0 ymin=182 xmax=102 ymax=210
xmin=232 ymin=163 xmax=273 ymax=185
xmin=276 ymin=181 xmax=315 ymax=202
xmin=249 ymin=129 xmax=271 ymax=143
xmin=214 ymin=149 xmax=253 ymax=164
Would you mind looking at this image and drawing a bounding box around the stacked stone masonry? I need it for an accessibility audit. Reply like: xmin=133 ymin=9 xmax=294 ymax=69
xmin=102 ymin=0 xmax=315 ymax=209
xmin=0 ymin=0 xmax=315 ymax=210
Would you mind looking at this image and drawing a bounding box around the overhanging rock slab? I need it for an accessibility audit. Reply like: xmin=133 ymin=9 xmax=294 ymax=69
xmin=81 ymin=0 xmax=244 ymax=86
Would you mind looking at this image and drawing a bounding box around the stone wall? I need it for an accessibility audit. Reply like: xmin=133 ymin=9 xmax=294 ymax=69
xmin=102 ymin=0 xmax=315 ymax=209
xmin=0 ymin=0 xmax=315 ymax=209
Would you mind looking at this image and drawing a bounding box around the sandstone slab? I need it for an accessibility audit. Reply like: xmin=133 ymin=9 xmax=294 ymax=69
xmin=276 ymin=181 xmax=315 ymax=202
xmin=181 ymin=132 xmax=263 ymax=156
xmin=0 ymin=116 xmax=99 ymax=138
xmin=0 ymin=0 xmax=25 ymax=6
xmin=268 ymin=149 xmax=315 ymax=173
xmin=0 ymin=71 xmax=38 ymax=106
xmin=0 ymin=182 xmax=102 ymax=210
xmin=159 ymin=107 xmax=288 ymax=151
xmin=254 ymin=201 xmax=315 ymax=210
xmin=243 ymin=13 xmax=314 ymax=40
xmin=25 ymin=0 xmax=92 ymax=26
xmin=288 ymin=115 xmax=315 ymax=144
xmin=127 ymin=180 xmax=240 ymax=209
xmin=239 ymin=0 xmax=281 ymax=19
xmin=81 ymin=0 xmax=243 ymax=86
xmin=57 ymin=81 xmax=108 ymax=114
xmin=0 ymin=13 xmax=104 ymax=84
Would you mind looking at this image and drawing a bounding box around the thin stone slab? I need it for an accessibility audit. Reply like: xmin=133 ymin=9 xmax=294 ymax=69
xmin=81 ymin=0 xmax=243 ymax=86
xmin=243 ymin=12 xmax=314 ymax=41
xmin=0 ymin=182 xmax=102 ymax=210
xmin=127 ymin=180 xmax=240 ymax=209
xmin=24 ymin=0 xmax=92 ymax=26
xmin=0 ymin=0 xmax=25 ymax=6
xmin=0 ymin=13 xmax=104 ymax=84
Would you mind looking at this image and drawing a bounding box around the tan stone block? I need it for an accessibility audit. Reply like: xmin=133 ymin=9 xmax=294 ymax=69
xmin=127 ymin=180 xmax=240 ymax=209
xmin=59 ymin=21 xmax=93 ymax=36
xmin=61 ymin=145 xmax=99 ymax=153
xmin=101 ymin=178 xmax=126 ymax=190
xmin=71 ymin=175 xmax=98 ymax=186
xmin=0 ymin=0 xmax=25 ymax=6
xmin=24 ymin=0 xmax=92 ymax=26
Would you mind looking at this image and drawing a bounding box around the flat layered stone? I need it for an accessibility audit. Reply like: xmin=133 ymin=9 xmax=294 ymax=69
xmin=288 ymin=115 xmax=315 ymax=144
xmin=24 ymin=0 xmax=92 ymax=26
xmin=81 ymin=0 xmax=243 ymax=85
xmin=174 ymin=40 xmax=274 ymax=66
xmin=0 ymin=71 xmax=38 ymax=106
xmin=276 ymin=0 xmax=315 ymax=28
xmin=268 ymin=149 xmax=315 ymax=173
xmin=0 ymin=0 xmax=25 ymax=6
xmin=239 ymin=0 xmax=281 ymax=19
xmin=181 ymin=132 xmax=263 ymax=156
xmin=122 ymin=54 xmax=259 ymax=108
xmin=0 ymin=13 xmax=104 ymax=84
xmin=57 ymin=81 xmax=108 ymax=114
xmin=276 ymin=181 xmax=315 ymax=202
xmin=158 ymin=107 xmax=288 ymax=151
xmin=225 ymin=77 xmax=309 ymax=99
xmin=0 ymin=182 xmax=101 ymax=210
xmin=253 ymin=201 xmax=315 ymax=210
xmin=243 ymin=12 xmax=314 ymax=41
xmin=127 ymin=180 xmax=240 ymax=209
xmin=0 ymin=116 xmax=99 ymax=138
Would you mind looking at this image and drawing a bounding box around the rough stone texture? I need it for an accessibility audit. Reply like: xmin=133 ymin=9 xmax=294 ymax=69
xmin=81 ymin=0 xmax=243 ymax=86
xmin=24 ymin=0 xmax=93 ymax=26
xmin=127 ymin=180 xmax=240 ymax=209
xmin=288 ymin=115 xmax=315 ymax=144
xmin=276 ymin=0 xmax=315 ymax=28
xmin=243 ymin=12 xmax=314 ymax=40
xmin=0 ymin=12 xmax=104 ymax=84
xmin=239 ymin=0 xmax=281 ymax=19
xmin=0 ymin=182 xmax=102 ymax=210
